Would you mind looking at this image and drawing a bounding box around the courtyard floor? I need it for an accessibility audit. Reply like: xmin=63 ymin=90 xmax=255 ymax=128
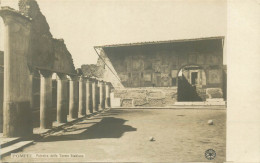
xmin=2 ymin=108 xmax=226 ymax=162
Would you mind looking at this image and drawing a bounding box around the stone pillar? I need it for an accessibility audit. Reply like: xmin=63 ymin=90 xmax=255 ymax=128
xmin=56 ymin=73 xmax=68 ymax=123
xmin=105 ymin=82 xmax=111 ymax=108
xmin=92 ymin=80 xmax=98 ymax=112
xmin=1 ymin=9 xmax=33 ymax=137
xmin=99 ymin=81 xmax=105 ymax=110
xmin=86 ymin=78 xmax=93 ymax=113
xmin=78 ymin=76 xmax=86 ymax=116
xmin=68 ymin=75 xmax=79 ymax=119
xmin=39 ymin=70 xmax=53 ymax=129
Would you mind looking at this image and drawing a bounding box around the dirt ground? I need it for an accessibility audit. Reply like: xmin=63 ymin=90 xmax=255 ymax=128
xmin=2 ymin=108 xmax=226 ymax=162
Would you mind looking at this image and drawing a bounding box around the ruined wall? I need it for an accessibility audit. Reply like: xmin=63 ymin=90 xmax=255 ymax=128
xmin=18 ymin=0 xmax=75 ymax=74
xmin=98 ymin=49 xmax=124 ymax=88
xmin=52 ymin=39 xmax=75 ymax=73
xmin=101 ymin=38 xmax=225 ymax=104
xmin=81 ymin=64 xmax=105 ymax=78
xmin=113 ymin=87 xmax=177 ymax=107
xmin=0 ymin=1 xmax=76 ymax=135
xmin=0 ymin=51 xmax=3 ymax=132
xmin=103 ymin=39 xmax=224 ymax=89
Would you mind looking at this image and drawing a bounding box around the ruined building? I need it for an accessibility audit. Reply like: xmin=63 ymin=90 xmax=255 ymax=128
xmin=95 ymin=37 xmax=226 ymax=107
xmin=0 ymin=0 xmax=111 ymax=138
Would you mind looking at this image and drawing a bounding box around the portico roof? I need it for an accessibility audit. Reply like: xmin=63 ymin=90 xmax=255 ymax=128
xmin=94 ymin=36 xmax=225 ymax=49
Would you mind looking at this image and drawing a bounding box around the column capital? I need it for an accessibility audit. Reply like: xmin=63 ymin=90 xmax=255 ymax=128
xmin=56 ymin=73 xmax=67 ymax=80
xmin=91 ymin=79 xmax=98 ymax=84
xmin=79 ymin=75 xmax=85 ymax=82
xmin=39 ymin=69 xmax=53 ymax=78
xmin=0 ymin=7 xmax=31 ymax=29
xmin=68 ymin=75 xmax=79 ymax=81
xmin=86 ymin=78 xmax=92 ymax=83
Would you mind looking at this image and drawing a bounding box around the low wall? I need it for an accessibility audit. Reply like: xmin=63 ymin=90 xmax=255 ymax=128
xmin=112 ymin=87 xmax=223 ymax=107
xmin=112 ymin=87 xmax=178 ymax=107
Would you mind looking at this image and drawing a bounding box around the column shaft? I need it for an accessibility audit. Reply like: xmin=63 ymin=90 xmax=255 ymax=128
xmin=86 ymin=79 xmax=93 ymax=113
xmin=57 ymin=74 xmax=68 ymax=123
xmin=40 ymin=70 xmax=53 ymax=129
xmin=92 ymin=81 xmax=98 ymax=112
xmin=105 ymin=83 xmax=111 ymax=108
xmin=99 ymin=81 xmax=105 ymax=110
xmin=2 ymin=16 xmax=33 ymax=137
xmin=69 ymin=77 xmax=79 ymax=119
xmin=79 ymin=77 xmax=86 ymax=115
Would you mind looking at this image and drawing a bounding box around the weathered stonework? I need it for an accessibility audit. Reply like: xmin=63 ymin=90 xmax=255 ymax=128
xmin=97 ymin=37 xmax=225 ymax=103
xmin=115 ymin=87 xmax=178 ymax=107
xmin=100 ymin=38 xmax=224 ymax=88
xmin=0 ymin=51 xmax=3 ymax=132
xmin=133 ymin=99 xmax=148 ymax=106
xmin=81 ymin=64 xmax=105 ymax=78
xmin=121 ymin=99 xmax=133 ymax=107
xmin=206 ymin=88 xmax=223 ymax=99
xmin=18 ymin=0 xmax=76 ymax=74
xmin=0 ymin=1 xmax=77 ymax=137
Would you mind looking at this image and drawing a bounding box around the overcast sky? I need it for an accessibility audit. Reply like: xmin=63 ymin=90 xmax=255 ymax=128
xmin=0 ymin=0 xmax=226 ymax=68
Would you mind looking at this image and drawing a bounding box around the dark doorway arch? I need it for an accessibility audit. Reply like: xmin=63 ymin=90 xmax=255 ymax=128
xmin=177 ymin=65 xmax=206 ymax=101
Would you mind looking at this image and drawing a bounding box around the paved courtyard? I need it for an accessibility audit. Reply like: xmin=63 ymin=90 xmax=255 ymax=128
xmin=2 ymin=108 xmax=226 ymax=162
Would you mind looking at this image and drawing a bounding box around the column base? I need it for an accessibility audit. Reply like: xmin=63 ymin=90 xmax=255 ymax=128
xmin=3 ymin=101 xmax=33 ymax=138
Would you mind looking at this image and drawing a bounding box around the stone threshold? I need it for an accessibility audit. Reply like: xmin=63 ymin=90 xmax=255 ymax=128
xmin=111 ymin=106 xmax=226 ymax=110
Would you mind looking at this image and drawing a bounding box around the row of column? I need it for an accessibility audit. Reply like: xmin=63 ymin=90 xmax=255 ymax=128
xmin=39 ymin=70 xmax=111 ymax=129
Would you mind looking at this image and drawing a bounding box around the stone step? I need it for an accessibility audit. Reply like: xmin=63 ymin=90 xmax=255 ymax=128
xmin=112 ymin=105 xmax=226 ymax=110
xmin=0 ymin=136 xmax=22 ymax=148
xmin=174 ymin=101 xmax=226 ymax=106
xmin=0 ymin=141 xmax=34 ymax=158
xmin=206 ymin=98 xmax=224 ymax=102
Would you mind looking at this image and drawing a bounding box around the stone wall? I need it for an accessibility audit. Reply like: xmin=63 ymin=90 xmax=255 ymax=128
xmin=0 ymin=51 xmax=3 ymax=132
xmin=101 ymin=38 xmax=224 ymax=89
xmin=0 ymin=1 xmax=76 ymax=136
xmin=97 ymin=49 xmax=124 ymax=88
xmin=18 ymin=0 xmax=76 ymax=74
xmin=113 ymin=87 xmax=177 ymax=107
xmin=81 ymin=64 xmax=105 ymax=78
xmin=0 ymin=51 xmax=3 ymax=66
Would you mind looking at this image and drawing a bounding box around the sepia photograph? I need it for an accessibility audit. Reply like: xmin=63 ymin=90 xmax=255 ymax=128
xmin=0 ymin=0 xmax=259 ymax=162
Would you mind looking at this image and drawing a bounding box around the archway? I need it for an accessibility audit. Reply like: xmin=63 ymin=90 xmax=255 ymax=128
xmin=177 ymin=65 xmax=206 ymax=101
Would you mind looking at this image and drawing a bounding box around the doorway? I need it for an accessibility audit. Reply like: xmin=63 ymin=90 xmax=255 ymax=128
xmin=177 ymin=65 xmax=206 ymax=101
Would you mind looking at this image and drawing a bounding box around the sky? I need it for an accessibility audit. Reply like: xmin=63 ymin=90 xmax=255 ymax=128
xmin=0 ymin=0 xmax=227 ymax=68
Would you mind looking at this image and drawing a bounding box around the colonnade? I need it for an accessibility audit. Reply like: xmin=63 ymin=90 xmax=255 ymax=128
xmin=39 ymin=70 xmax=111 ymax=129
xmin=0 ymin=7 xmax=112 ymax=137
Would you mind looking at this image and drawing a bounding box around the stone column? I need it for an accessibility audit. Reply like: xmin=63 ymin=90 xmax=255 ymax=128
xmin=92 ymin=79 xmax=98 ymax=112
xmin=86 ymin=78 xmax=93 ymax=113
xmin=56 ymin=73 xmax=68 ymax=123
xmin=1 ymin=9 xmax=33 ymax=137
xmin=105 ymin=82 xmax=111 ymax=108
xmin=99 ymin=81 xmax=105 ymax=110
xmin=69 ymin=75 xmax=79 ymax=119
xmin=78 ymin=76 xmax=86 ymax=116
xmin=39 ymin=70 xmax=53 ymax=129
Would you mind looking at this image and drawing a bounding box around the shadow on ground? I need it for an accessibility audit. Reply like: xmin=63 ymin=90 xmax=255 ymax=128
xmin=38 ymin=116 xmax=137 ymax=142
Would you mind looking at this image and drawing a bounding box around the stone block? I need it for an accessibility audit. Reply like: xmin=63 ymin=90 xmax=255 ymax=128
xmin=127 ymin=90 xmax=146 ymax=99
xmin=147 ymin=91 xmax=164 ymax=99
xmin=147 ymin=98 xmax=164 ymax=106
xmin=206 ymin=88 xmax=223 ymax=99
xmin=208 ymin=69 xmax=221 ymax=84
xmin=114 ymin=90 xmax=128 ymax=98
xmin=111 ymin=98 xmax=121 ymax=107
xmin=133 ymin=99 xmax=148 ymax=106
xmin=121 ymin=99 xmax=133 ymax=107
xmin=4 ymin=101 xmax=33 ymax=137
